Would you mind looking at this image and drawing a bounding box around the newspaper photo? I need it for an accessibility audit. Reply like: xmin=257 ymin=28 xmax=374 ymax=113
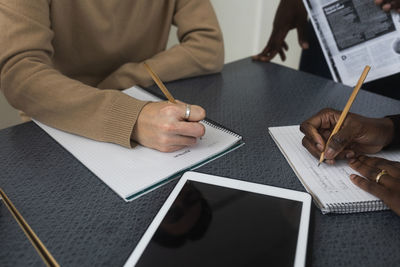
xmin=303 ymin=0 xmax=400 ymax=86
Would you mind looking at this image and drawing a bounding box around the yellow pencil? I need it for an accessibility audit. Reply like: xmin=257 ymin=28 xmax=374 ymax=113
xmin=318 ymin=65 xmax=371 ymax=166
xmin=0 ymin=188 xmax=59 ymax=267
xmin=143 ymin=62 xmax=176 ymax=103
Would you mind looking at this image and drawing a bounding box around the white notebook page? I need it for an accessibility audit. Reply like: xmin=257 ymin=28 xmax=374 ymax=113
xmin=269 ymin=126 xmax=399 ymax=211
xmin=35 ymin=86 xmax=242 ymax=201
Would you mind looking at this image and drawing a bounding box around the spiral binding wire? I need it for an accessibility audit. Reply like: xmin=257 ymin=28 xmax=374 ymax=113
xmin=202 ymin=119 xmax=242 ymax=139
xmin=326 ymin=200 xmax=389 ymax=213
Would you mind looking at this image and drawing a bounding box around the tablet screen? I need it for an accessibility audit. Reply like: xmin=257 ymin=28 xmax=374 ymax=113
xmin=135 ymin=180 xmax=303 ymax=267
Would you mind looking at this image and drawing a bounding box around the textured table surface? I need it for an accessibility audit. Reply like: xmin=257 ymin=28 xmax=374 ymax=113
xmin=1 ymin=58 xmax=399 ymax=266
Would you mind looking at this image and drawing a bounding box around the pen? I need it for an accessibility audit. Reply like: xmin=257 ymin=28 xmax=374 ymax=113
xmin=318 ymin=65 xmax=371 ymax=166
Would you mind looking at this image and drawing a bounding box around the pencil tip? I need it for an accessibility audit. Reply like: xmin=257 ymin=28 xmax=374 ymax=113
xmin=317 ymin=162 xmax=321 ymax=167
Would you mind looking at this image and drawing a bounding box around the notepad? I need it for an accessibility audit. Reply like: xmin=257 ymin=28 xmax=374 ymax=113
xmin=35 ymin=86 xmax=243 ymax=201
xmin=268 ymin=125 xmax=399 ymax=214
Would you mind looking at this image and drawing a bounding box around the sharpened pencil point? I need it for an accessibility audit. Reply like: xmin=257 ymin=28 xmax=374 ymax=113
xmin=315 ymin=66 xmax=369 ymax=169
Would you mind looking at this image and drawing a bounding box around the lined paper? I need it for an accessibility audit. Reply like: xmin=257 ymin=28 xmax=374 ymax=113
xmin=269 ymin=126 xmax=397 ymax=213
xmin=35 ymin=86 xmax=243 ymax=201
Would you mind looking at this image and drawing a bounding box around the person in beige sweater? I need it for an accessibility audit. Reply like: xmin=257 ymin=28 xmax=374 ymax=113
xmin=0 ymin=0 xmax=224 ymax=151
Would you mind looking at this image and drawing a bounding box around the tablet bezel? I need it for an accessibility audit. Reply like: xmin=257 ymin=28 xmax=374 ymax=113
xmin=124 ymin=171 xmax=311 ymax=267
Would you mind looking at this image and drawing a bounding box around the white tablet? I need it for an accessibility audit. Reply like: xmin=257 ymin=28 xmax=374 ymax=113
xmin=124 ymin=172 xmax=311 ymax=267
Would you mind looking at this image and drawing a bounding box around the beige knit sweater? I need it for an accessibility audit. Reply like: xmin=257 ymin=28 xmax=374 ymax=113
xmin=0 ymin=0 xmax=224 ymax=147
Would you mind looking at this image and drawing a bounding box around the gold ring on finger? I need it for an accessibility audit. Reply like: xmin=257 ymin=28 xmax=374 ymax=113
xmin=375 ymin=169 xmax=388 ymax=184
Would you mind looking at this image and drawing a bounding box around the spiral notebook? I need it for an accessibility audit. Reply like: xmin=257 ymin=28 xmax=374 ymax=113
xmin=268 ymin=126 xmax=399 ymax=214
xmin=35 ymin=86 xmax=243 ymax=201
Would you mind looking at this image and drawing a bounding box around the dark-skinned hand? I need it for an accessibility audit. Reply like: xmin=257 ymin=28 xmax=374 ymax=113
xmin=252 ymin=0 xmax=309 ymax=62
xmin=300 ymin=108 xmax=395 ymax=164
xmin=349 ymin=155 xmax=400 ymax=216
xmin=375 ymin=0 xmax=400 ymax=12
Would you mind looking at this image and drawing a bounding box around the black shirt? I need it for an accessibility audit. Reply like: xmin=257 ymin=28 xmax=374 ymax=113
xmin=387 ymin=115 xmax=400 ymax=148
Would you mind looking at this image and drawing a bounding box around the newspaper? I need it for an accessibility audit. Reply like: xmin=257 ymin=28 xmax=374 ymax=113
xmin=303 ymin=0 xmax=400 ymax=86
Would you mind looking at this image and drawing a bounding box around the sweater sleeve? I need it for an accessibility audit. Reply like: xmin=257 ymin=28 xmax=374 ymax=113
xmin=0 ymin=1 xmax=147 ymax=148
xmin=97 ymin=0 xmax=224 ymax=89
xmin=385 ymin=114 xmax=400 ymax=148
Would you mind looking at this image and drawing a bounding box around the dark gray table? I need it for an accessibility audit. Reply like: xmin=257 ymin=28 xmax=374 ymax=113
xmin=1 ymin=58 xmax=399 ymax=266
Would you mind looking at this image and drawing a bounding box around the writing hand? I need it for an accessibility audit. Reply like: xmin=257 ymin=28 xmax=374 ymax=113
xmin=252 ymin=0 xmax=309 ymax=62
xmin=131 ymin=101 xmax=206 ymax=152
xmin=300 ymin=108 xmax=394 ymax=164
xmin=375 ymin=0 xmax=400 ymax=12
xmin=349 ymin=155 xmax=400 ymax=216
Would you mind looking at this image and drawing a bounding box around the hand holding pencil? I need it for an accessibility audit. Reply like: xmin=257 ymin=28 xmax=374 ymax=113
xmin=300 ymin=108 xmax=395 ymax=164
xmin=318 ymin=65 xmax=370 ymax=165
xmin=299 ymin=65 xmax=400 ymax=216
xmin=131 ymin=100 xmax=206 ymax=152
xmin=130 ymin=63 xmax=206 ymax=152
xmin=300 ymin=66 xmax=395 ymax=164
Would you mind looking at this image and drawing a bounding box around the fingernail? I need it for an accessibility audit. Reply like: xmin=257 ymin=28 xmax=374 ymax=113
xmin=316 ymin=143 xmax=324 ymax=151
xmin=326 ymin=159 xmax=335 ymax=165
xmin=325 ymin=147 xmax=335 ymax=158
xmin=302 ymin=43 xmax=309 ymax=49
xmin=350 ymin=174 xmax=356 ymax=179
xmin=348 ymin=158 xmax=356 ymax=164
xmin=346 ymin=151 xmax=355 ymax=158
xmin=383 ymin=4 xmax=391 ymax=11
